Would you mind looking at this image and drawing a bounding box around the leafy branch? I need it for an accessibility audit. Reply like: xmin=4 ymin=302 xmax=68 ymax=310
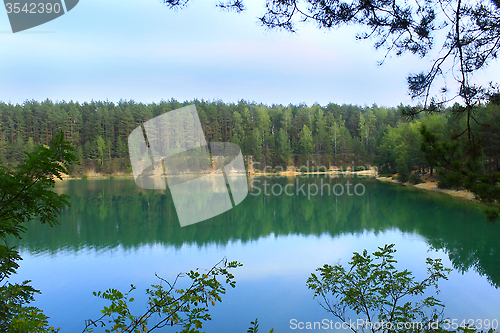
xmin=307 ymin=244 xmax=453 ymax=333
xmin=0 ymin=131 xmax=76 ymax=332
xmin=83 ymin=258 xmax=243 ymax=333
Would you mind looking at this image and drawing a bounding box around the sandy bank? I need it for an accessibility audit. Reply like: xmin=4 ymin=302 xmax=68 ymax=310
xmin=57 ymin=168 xmax=379 ymax=180
xmin=254 ymin=168 xmax=378 ymax=177
xmin=376 ymin=176 xmax=476 ymax=200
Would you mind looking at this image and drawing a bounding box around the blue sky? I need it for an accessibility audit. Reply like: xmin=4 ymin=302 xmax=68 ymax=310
xmin=1 ymin=0 xmax=499 ymax=107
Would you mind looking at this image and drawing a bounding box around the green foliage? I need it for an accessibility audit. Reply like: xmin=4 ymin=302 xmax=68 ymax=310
xmin=247 ymin=318 xmax=274 ymax=333
xmin=231 ymin=111 xmax=245 ymax=149
xmin=372 ymin=105 xmax=500 ymax=222
xmin=26 ymin=137 xmax=35 ymax=154
xmin=0 ymin=131 xmax=76 ymax=332
xmin=0 ymin=281 xmax=60 ymax=333
xmin=299 ymin=125 xmax=314 ymax=157
xmin=0 ymin=131 xmax=77 ymax=278
xmin=396 ymin=155 xmax=410 ymax=183
xmin=325 ymin=117 xmax=353 ymax=165
xmin=2 ymin=137 xmax=66 ymax=211
xmin=359 ymin=109 xmax=376 ymax=154
xmin=247 ymin=319 xmax=260 ymax=333
xmin=0 ymin=99 xmax=400 ymax=171
xmin=307 ymin=244 xmax=452 ymax=332
xmin=420 ymin=123 xmax=500 ymax=221
xmin=276 ymin=128 xmax=292 ymax=167
xmin=84 ymin=259 xmax=243 ymax=333
xmin=408 ymin=173 xmax=423 ymax=185
xmin=250 ymin=128 xmax=263 ymax=164
xmin=419 ymin=125 xmax=466 ymax=189
xmin=374 ymin=120 xmax=425 ymax=176
xmin=96 ymin=135 xmax=106 ymax=166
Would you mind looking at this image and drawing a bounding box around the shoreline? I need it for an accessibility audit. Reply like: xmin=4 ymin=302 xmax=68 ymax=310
xmin=252 ymin=169 xmax=377 ymax=177
xmin=57 ymin=168 xmax=379 ymax=181
xmin=375 ymin=176 xmax=476 ymax=201
xmin=57 ymin=170 xmax=477 ymax=202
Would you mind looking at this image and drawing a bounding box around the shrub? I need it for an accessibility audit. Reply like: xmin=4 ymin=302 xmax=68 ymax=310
xmin=409 ymin=172 xmax=423 ymax=184
xmin=307 ymin=244 xmax=453 ymax=332
xmin=396 ymin=156 xmax=410 ymax=183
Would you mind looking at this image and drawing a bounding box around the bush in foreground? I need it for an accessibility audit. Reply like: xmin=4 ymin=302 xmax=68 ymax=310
xmin=307 ymin=244 xmax=497 ymax=333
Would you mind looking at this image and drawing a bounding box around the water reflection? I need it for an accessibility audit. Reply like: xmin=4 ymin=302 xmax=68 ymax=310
xmin=16 ymin=177 xmax=500 ymax=288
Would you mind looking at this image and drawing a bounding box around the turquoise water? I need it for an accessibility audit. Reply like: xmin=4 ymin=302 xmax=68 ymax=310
xmin=10 ymin=177 xmax=500 ymax=332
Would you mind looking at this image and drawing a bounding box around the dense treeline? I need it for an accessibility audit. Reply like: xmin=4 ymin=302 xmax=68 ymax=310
xmin=0 ymin=99 xmax=400 ymax=173
xmin=374 ymin=103 xmax=500 ymax=183
xmin=0 ymin=99 xmax=499 ymax=178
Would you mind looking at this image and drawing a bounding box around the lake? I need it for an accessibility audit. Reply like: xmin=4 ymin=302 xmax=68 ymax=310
xmin=10 ymin=176 xmax=500 ymax=332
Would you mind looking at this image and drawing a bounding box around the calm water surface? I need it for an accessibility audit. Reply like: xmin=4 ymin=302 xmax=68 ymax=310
xmin=10 ymin=176 xmax=500 ymax=332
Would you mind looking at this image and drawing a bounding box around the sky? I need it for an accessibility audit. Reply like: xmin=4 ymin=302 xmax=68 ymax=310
xmin=1 ymin=0 xmax=499 ymax=107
